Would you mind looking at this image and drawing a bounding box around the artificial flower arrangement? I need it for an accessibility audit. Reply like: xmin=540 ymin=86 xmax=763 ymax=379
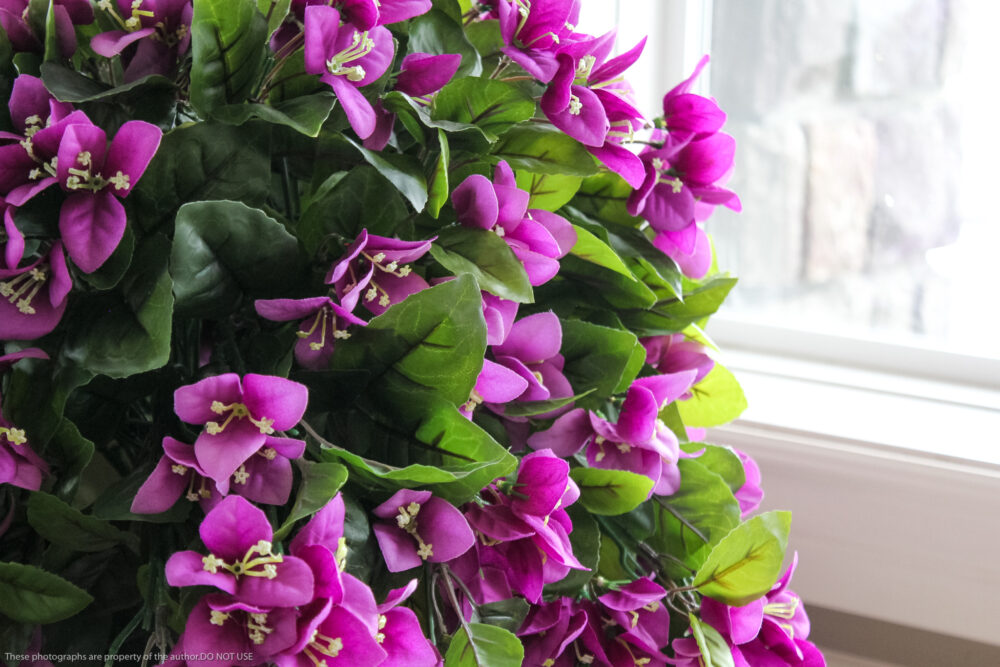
xmin=0 ymin=0 xmax=826 ymax=665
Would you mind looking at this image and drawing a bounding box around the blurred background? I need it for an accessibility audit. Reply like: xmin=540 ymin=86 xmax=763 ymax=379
xmin=576 ymin=1 xmax=1000 ymax=665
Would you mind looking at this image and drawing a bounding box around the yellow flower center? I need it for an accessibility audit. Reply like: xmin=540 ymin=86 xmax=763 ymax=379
xmin=205 ymin=401 xmax=275 ymax=436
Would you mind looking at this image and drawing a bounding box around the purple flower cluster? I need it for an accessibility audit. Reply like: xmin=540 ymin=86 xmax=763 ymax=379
xmin=0 ymin=349 xmax=49 ymax=497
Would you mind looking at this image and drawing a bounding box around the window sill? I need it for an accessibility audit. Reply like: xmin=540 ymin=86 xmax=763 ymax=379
xmin=705 ymin=322 xmax=1000 ymax=646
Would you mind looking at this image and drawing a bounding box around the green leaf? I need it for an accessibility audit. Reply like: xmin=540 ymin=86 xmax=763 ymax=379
xmin=330 ymin=276 xmax=486 ymax=417
xmin=559 ymin=319 xmax=639 ymax=408
xmin=621 ymin=276 xmax=738 ymax=334
xmin=427 ymin=129 xmax=451 ymax=218
xmin=382 ymin=91 xmax=491 ymax=152
xmin=170 ymin=200 xmax=305 ymax=317
xmin=570 ymin=467 xmax=654 ymax=516
xmin=189 ymin=0 xmax=269 ymax=115
xmin=133 ymin=121 xmax=271 ymax=232
xmin=544 ymin=504 xmax=599 ymax=595
xmin=42 ymin=0 xmax=59 ymax=62
xmin=45 ymin=418 xmax=95 ymax=501
xmin=444 ymin=622 xmax=524 ymax=667
xmin=693 ymin=511 xmax=792 ymax=606
xmin=212 ymin=93 xmax=337 ymax=137
xmin=429 ymin=226 xmax=533 ymax=303
xmin=678 ymin=363 xmax=748 ymax=428
xmin=689 ymin=613 xmax=736 ymax=667
xmin=342 ymin=136 xmax=428 ymax=211
xmin=40 ymin=64 xmax=176 ymax=103
xmin=476 ymin=598 xmax=530 ymax=633
xmin=91 ymin=466 xmax=191 ymax=524
xmin=492 ymin=125 xmax=599 ymax=176
xmin=567 ymin=222 xmax=632 ymax=277
xmin=298 ymin=166 xmax=408 ymax=253
xmin=257 ymin=0 xmax=292 ymax=37
xmin=0 ymin=562 xmax=93 ymax=624
xmin=502 ymin=389 xmax=594 ymax=417
xmin=63 ymin=236 xmax=174 ymax=378
xmin=273 ymin=460 xmax=348 ymax=541
xmin=572 ymin=171 xmax=642 ymax=226
xmin=647 ymin=458 xmax=741 ymax=579
xmin=3 ymin=357 xmax=93 ymax=448
xmin=408 ymin=9 xmax=481 ymax=78
xmin=515 ymin=170 xmax=582 ymax=211
xmin=432 ymin=78 xmax=535 ymax=140
xmin=680 ymin=443 xmax=745 ymax=495
xmin=27 ymin=492 xmax=139 ymax=553
xmin=614 ymin=338 xmax=647 ymax=394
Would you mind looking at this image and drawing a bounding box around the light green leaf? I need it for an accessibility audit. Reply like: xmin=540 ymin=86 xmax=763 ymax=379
xmin=427 ymin=129 xmax=451 ymax=218
xmin=189 ymin=0 xmax=269 ymax=115
xmin=170 ymin=201 xmax=305 ymax=317
xmin=429 ymin=226 xmax=533 ymax=303
xmin=678 ymin=363 xmax=748 ymax=428
xmin=693 ymin=511 xmax=792 ymax=606
xmin=572 ymin=172 xmax=642 ymax=226
xmin=570 ymin=467 xmax=654 ymax=516
xmin=445 ymin=622 xmax=524 ymax=667
xmin=0 ymin=562 xmax=93 ymax=624
xmin=492 ymin=125 xmax=599 ymax=176
xmin=515 ymin=171 xmax=582 ymax=211
xmin=690 ymin=613 xmax=737 ymax=667
xmin=502 ymin=389 xmax=594 ymax=417
xmin=27 ymin=492 xmax=139 ymax=553
xmin=273 ymin=461 xmax=348 ymax=541
xmin=680 ymin=443 xmax=745 ymax=495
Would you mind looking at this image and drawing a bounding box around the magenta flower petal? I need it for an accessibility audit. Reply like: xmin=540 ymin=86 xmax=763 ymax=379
xmin=376 ymin=0 xmax=431 ymax=24
xmin=194 ymin=420 xmax=267 ymax=494
xmin=452 ymin=174 xmax=499 ymax=230
xmin=264 ymin=435 xmax=306 ymax=459
xmin=242 ymin=373 xmax=308 ymax=431
xmin=511 ymin=450 xmax=569 ymax=518
xmin=494 ymin=311 xmax=562 ymax=363
xmin=237 ymin=554 xmax=315 ymax=608
xmin=238 ymin=453 xmax=294 ymax=506
xmin=327 ymin=74 xmax=378 ymax=139
xmin=255 ymin=296 xmax=334 ymax=321
xmin=164 ymin=550 xmax=237 ymax=594
xmin=174 ymin=373 xmax=243 ymax=424
xmin=294 ymin=543 xmax=344 ymax=602
xmin=598 ymin=576 xmax=666 ymax=611
xmin=90 ymin=27 xmax=155 ymax=58
xmin=545 ymin=84 xmax=609 ymax=147
xmin=476 ymin=359 xmax=529 ymax=404
xmin=528 ymin=209 xmax=576 ymax=257
xmin=482 ymin=293 xmax=518 ymax=346
xmin=131 ymin=454 xmax=188 ymax=513
xmin=526 ymin=408 xmax=590 ymax=457
xmin=56 ymin=123 xmax=107 ymax=186
xmin=103 ymin=120 xmax=162 ymax=196
xmin=464 ymin=504 xmax=534 ymax=542
xmin=588 ymin=141 xmax=645 ymax=189
xmin=290 ymin=494 xmax=345 ymax=555
xmin=303 ymin=6 xmax=342 ymax=75
xmin=374 ymin=522 xmax=424 ymax=572
xmin=3 ymin=207 xmax=24 ymax=269
xmin=58 ymin=189 xmax=126 ymax=273
xmin=591 ymin=36 xmax=647 ymax=83
xmin=199 ymin=495 xmax=273 ymax=559
xmin=396 ymin=52 xmax=461 ymax=96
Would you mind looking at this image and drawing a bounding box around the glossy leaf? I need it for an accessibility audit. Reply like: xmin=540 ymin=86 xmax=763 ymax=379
xmin=170 ymin=201 xmax=305 ymax=317
xmin=690 ymin=613 xmax=736 ymax=667
xmin=678 ymin=363 xmax=748 ymax=428
xmin=693 ymin=511 xmax=792 ymax=606
xmin=572 ymin=171 xmax=641 ymax=226
xmin=476 ymin=598 xmax=530 ymax=633
xmin=429 ymin=226 xmax=534 ymax=303
xmin=40 ymin=64 xmax=175 ymax=104
xmin=27 ymin=492 xmax=139 ymax=553
xmin=212 ymin=93 xmax=338 ymax=137
xmin=445 ymin=622 xmax=524 ymax=667
xmin=273 ymin=460 xmax=349 ymax=541
xmin=427 ymin=129 xmax=451 ymax=218
xmin=570 ymin=467 xmax=654 ymax=516
xmin=515 ymin=170 xmax=582 ymax=211
xmin=189 ymin=0 xmax=269 ymax=115
xmin=433 ymin=78 xmax=534 ymax=140
xmin=492 ymin=126 xmax=599 ymax=177
xmin=681 ymin=443 xmax=745 ymax=495
xmin=559 ymin=319 xmax=639 ymax=408
xmin=343 ymin=136 xmax=428 ymax=211
xmin=0 ymin=562 xmax=93 ymax=624
xmin=408 ymin=9 xmax=481 ymax=78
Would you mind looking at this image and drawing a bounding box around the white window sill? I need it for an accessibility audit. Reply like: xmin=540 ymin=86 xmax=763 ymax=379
xmin=705 ymin=319 xmax=1000 ymax=646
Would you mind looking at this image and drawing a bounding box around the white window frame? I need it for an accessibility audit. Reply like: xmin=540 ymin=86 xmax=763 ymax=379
xmin=579 ymin=0 xmax=1000 ymax=650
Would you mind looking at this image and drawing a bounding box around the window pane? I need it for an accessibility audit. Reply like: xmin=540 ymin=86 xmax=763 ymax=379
xmin=708 ymin=0 xmax=1000 ymax=358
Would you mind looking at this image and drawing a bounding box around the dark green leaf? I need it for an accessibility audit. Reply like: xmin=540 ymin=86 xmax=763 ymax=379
xmin=476 ymin=598 xmax=530 ymax=633
xmin=492 ymin=125 xmax=598 ymax=176
xmin=678 ymin=363 xmax=748 ymax=428
xmin=40 ymin=64 xmax=176 ymax=103
xmin=63 ymin=236 xmax=174 ymax=378
xmin=408 ymin=9 xmax=481 ymax=78
xmin=559 ymin=319 xmax=639 ymax=408
xmin=693 ymin=511 xmax=792 ymax=606
xmin=382 ymin=91 xmax=491 ymax=151
xmin=170 ymin=200 xmax=305 ymax=317
xmin=133 ymin=121 xmax=271 ymax=232
xmin=27 ymin=492 xmax=139 ymax=553
xmin=444 ymin=622 xmax=523 ymax=667
xmin=432 ymin=78 xmax=534 ymax=140
xmin=0 ymin=562 xmax=93 ymax=624
xmin=273 ymin=460 xmax=348 ymax=541
xmin=3 ymin=357 xmax=93 ymax=447
xmin=189 ymin=0 xmax=269 ymax=114
xmin=45 ymin=418 xmax=95 ymax=501
xmin=342 ymin=136 xmax=428 ymax=211
xmin=570 ymin=467 xmax=654 ymax=516
xmin=212 ymin=92 xmax=337 ymax=137
xmin=429 ymin=226 xmax=533 ymax=303
xmin=298 ymin=166 xmax=408 ymax=253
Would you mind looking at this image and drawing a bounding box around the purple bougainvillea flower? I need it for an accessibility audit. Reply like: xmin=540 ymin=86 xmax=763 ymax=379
xmin=166 ymin=495 xmax=315 ymax=608
xmin=174 ymin=593 xmax=299 ymax=667
xmin=641 ymin=334 xmax=714 ymax=400
xmin=482 ymin=292 xmax=518 ymax=346
xmin=91 ymin=0 xmax=193 ymax=81
xmin=373 ymin=488 xmax=475 ymax=571
xmin=452 ymin=162 xmax=576 ymax=286
xmin=303 ymin=5 xmax=394 ymax=139
xmin=131 ymin=436 xmax=295 ymax=514
xmin=0 ymin=0 xmax=93 ymax=58
xmin=734 ymin=448 xmax=763 ymax=518
xmin=54 ymin=119 xmax=162 ymax=272
xmin=174 ymin=373 xmax=308 ymax=494
xmin=255 ymin=288 xmax=367 ymax=370
xmin=2 ymin=202 xmax=25 ymax=270
xmin=492 ymin=0 xmax=581 ymax=82
xmin=0 ymin=394 xmax=48 ymax=491
xmin=374 ymin=580 xmax=439 ymax=666
xmin=0 ymin=75 xmax=75 ymax=144
xmin=517 ymin=597 xmax=588 ymax=667
xmin=0 ymin=109 xmax=91 ymax=206
xmin=662 ymin=55 xmax=727 ymax=140
xmin=489 ymin=311 xmax=573 ymax=412
xmin=0 ymin=241 xmax=72 ymax=341
xmin=460 ymin=358 xmax=529 ymax=419
xmin=326 ymin=229 xmax=434 ymax=316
